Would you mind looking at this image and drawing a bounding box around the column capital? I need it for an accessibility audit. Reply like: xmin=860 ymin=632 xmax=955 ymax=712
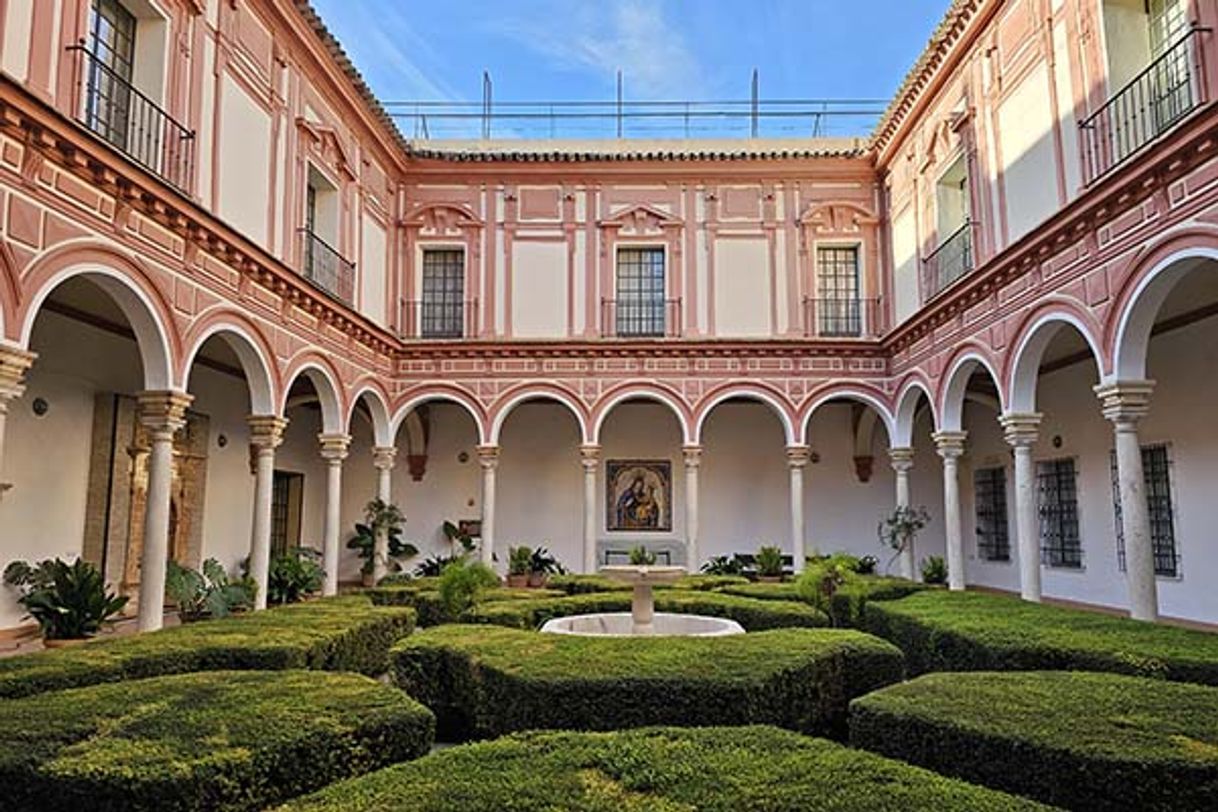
xmin=0 ymin=345 xmax=36 ymax=403
xmin=1000 ymin=412 xmax=1043 ymax=448
xmin=372 ymin=445 xmax=398 ymax=470
xmin=318 ymin=433 xmax=352 ymax=462
xmin=580 ymin=443 xmax=602 ymax=469
xmin=248 ymin=414 xmax=288 ymax=450
xmin=682 ymin=444 xmax=704 ymax=468
xmin=476 ymin=444 xmax=500 ymax=469
xmin=1094 ymin=380 xmax=1155 ymax=426
xmin=932 ymin=431 xmax=968 ymax=460
xmin=137 ymin=390 xmax=193 ymax=438
xmin=888 ymin=446 xmax=915 ymax=472
xmin=785 ymin=444 xmax=812 ymax=468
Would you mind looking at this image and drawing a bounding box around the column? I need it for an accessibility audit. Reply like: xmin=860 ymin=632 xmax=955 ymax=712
xmin=477 ymin=445 xmax=499 ymax=568
xmin=683 ymin=445 xmax=703 ymax=571
xmin=1000 ymin=413 xmax=1043 ymax=603
xmin=580 ymin=444 xmax=601 ymax=573
xmin=319 ymin=433 xmax=351 ymax=596
xmin=248 ymin=415 xmax=288 ymax=611
xmin=1095 ymin=381 xmax=1158 ymax=622
xmin=371 ymin=446 xmax=397 ymax=583
xmin=933 ymin=431 xmax=968 ymax=592
xmin=136 ymin=391 xmax=192 ymax=632
xmin=889 ymin=447 xmax=916 ymax=579
xmin=0 ymin=347 xmax=35 ymax=500
xmin=786 ymin=445 xmax=811 ymax=574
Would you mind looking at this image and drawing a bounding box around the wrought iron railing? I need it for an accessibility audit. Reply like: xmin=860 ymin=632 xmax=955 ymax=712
xmin=601 ymin=298 xmax=681 ymax=338
xmin=400 ymin=298 xmax=479 ymax=339
xmin=1081 ymin=25 xmax=1207 ymax=183
xmin=922 ymin=221 xmax=975 ymax=300
xmin=300 ymin=230 xmax=355 ymax=304
xmin=66 ymin=44 xmax=194 ymax=193
xmin=802 ymin=297 xmax=881 ymax=338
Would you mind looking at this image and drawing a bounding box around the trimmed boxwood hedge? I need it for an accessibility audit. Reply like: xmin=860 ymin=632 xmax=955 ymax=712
xmin=276 ymin=726 xmax=1050 ymax=811
xmin=0 ymin=596 xmax=415 ymax=699
xmin=0 ymin=669 xmax=435 ymax=812
xmin=862 ymin=590 xmax=1218 ymax=684
xmin=365 ymin=585 xmax=565 ymax=625
xmin=850 ymin=670 xmax=1218 ymax=811
xmin=393 ymin=624 xmax=902 ymax=740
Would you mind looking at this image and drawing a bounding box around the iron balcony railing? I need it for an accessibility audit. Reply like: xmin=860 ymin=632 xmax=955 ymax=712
xmin=802 ymin=297 xmax=881 ymax=338
xmin=1081 ymin=25 xmax=1207 ymax=184
xmin=601 ymin=298 xmax=682 ymax=338
xmin=922 ymin=221 xmax=975 ymax=301
xmin=400 ymin=298 xmax=479 ymax=339
xmin=300 ymin=229 xmax=355 ymax=304
xmin=66 ymin=44 xmax=194 ymax=193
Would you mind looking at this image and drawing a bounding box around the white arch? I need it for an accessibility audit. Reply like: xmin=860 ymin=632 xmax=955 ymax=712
xmin=489 ymin=388 xmax=589 ymax=445
xmin=181 ymin=323 xmax=276 ymax=415
xmin=280 ymin=362 xmax=344 ymax=434
xmin=801 ymin=387 xmax=896 ymax=448
xmin=1113 ymin=247 xmax=1218 ymax=381
xmin=347 ymin=385 xmax=393 ymax=446
xmin=1008 ymin=312 xmax=1104 ymax=413
xmin=893 ymin=379 xmax=935 ymax=448
xmin=591 ymin=388 xmax=692 ymax=445
xmin=390 ymin=391 xmax=485 ymax=445
xmin=693 ymin=389 xmax=797 ymax=446
xmin=939 ymin=352 xmax=1003 ymax=432
xmin=21 ymin=265 xmax=174 ymax=390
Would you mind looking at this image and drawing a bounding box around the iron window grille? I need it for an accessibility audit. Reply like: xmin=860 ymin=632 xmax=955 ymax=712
xmin=1037 ymin=457 xmax=1082 ymax=569
xmin=421 ymin=249 xmax=467 ymax=338
xmin=615 ymin=248 xmax=667 ymax=338
xmin=815 ymin=246 xmax=863 ymax=336
xmin=1109 ymin=443 xmax=1179 ymax=577
xmin=974 ymin=466 xmax=1011 ymax=562
xmin=922 ymin=221 xmax=975 ymax=300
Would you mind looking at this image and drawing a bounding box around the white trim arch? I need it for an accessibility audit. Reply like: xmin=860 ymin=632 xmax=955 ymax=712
xmin=893 ymin=379 xmax=936 ymax=447
xmin=694 ymin=388 xmax=797 ymax=446
xmin=590 ymin=387 xmax=692 ymax=446
xmin=489 ymin=387 xmax=590 ymax=445
xmin=800 ymin=387 xmax=896 ymax=448
xmin=181 ymin=323 xmax=276 ymax=415
xmin=939 ymin=352 xmax=1004 ymax=432
xmin=280 ymin=361 xmax=344 ymax=434
xmin=390 ymin=390 xmax=486 ymax=446
xmin=1008 ymin=313 xmax=1104 ymax=413
xmin=347 ymin=385 xmax=394 ymax=447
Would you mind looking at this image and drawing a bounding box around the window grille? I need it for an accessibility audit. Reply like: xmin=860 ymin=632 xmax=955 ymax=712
xmin=615 ymin=248 xmax=666 ymax=337
xmin=85 ymin=0 xmax=137 ymax=151
xmin=1109 ymin=443 xmax=1179 ymax=577
xmin=1037 ymin=458 xmax=1082 ymax=568
xmin=815 ymin=247 xmax=862 ymax=336
xmin=421 ymin=250 xmax=466 ymax=338
xmin=974 ymin=466 xmax=1010 ymax=562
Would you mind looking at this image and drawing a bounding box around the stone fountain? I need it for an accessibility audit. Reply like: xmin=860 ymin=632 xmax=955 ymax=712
xmin=540 ymin=565 xmax=745 ymax=637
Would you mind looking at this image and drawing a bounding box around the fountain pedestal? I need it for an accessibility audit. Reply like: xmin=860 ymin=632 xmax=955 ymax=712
xmin=601 ymin=565 xmax=683 ymax=635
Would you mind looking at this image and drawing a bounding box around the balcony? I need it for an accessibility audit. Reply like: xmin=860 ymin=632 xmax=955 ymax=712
xmin=922 ymin=221 xmax=975 ymax=301
xmin=300 ymin=230 xmax=355 ymax=304
xmin=802 ymin=297 xmax=881 ymax=338
xmin=1081 ymin=25 xmax=1206 ymax=184
xmin=66 ymin=44 xmax=194 ymax=193
xmin=601 ymin=298 xmax=682 ymax=338
xmin=400 ymin=299 xmax=479 ymax=339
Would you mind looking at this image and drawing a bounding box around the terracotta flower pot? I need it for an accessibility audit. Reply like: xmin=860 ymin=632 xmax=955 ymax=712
xmin=527 ymin=572 xmax=548 ymax=588
xmin=43 ymin=637 xmax=90 ymax=649
xmin=361 ymin=571 xmax=376 ymax=588
xmin=506 ymin=573 xmax=529 ymax=588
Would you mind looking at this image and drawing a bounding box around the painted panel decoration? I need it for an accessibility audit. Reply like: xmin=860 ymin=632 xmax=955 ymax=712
xmin=606 ymin=460 xmax=672 ymax=532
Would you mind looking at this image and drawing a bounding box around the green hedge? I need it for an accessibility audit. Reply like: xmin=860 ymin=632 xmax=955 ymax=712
xmin=861 ymin=590 xmax=1218 ymax=684
xmin=545 ymin=573 xmax=632 ymax=594
xmin=850 ymin=670 xmax=1218 ymax=811
xmin=276 ymin=726 xmax=1050 ymax=811
xmin=0 ymin=596 xmax=415 ymax=699
xmin=393 ymin=625 xmax=902 ymax=740
xmin=0 ymin=669 xmax=435 ymax=812
xmin=366 ymin=586 xmax=565 ymax=625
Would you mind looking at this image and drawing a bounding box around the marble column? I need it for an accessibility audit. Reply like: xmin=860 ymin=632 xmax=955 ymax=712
xmin=889 ymin=447 xmax=916 ymax=579
xmin=683 ymin=445 xmax=703 ymax=571
xmin=371 ymin=446 xmax=398 ymax=583
xmin=1095 ymin=381 xmax=1158 ymax=622
xmin=136 ymin=391 xmax=192 ymax=632
xmin=786 ymin=445 xmax=811 ymax=573
xmin=580 ymin=444 xmax=601 ymax=573
xmin=319 ymin=433 xmax=351 ymax=596
xmin=248 ymin=415 xmax=288 ymax=611
xmin=477 ymin=445 xmax=500 ymax=567
xmin=1000 ymin=413 xmax=1043 ymax=603
xmin=933 ymin=431 xmax=968 ymax=592
xmin=0 ymin=346 xmax=35 ymax=501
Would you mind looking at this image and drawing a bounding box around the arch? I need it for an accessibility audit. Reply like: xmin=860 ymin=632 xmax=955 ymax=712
xmin=0 ymin=242 xmax=20 ymax=341
xmin=1006 ymin=305 xmax=1105 ymax=413
xmin=390 ymin=384 xmax=486 ymax=445
xmin=280 ymin=352 xmax=345 ymax=434
xmin=180 ymin=313 xmax=278 ymax=415
xmin=692 ymin=383 xmax=797 ymax=446
xmin=18 ymin=243 xmax=179 ymax=390
xmin=937 ymin=345 xmax=1004 ymax=432
xmin=1110 ymin=244 xmax=1218 ymax=381
xmin=799 ymin=382 xmax=896 ymax=447
xmin=892 ymin=375 xmax=937 ymax=447
xmin=590 ymin=382 xmax=692 ymax=445
xmin=346 ymin=379 xmax=394 ymax=446
xmin=488 ymin=382 xmax=590 ymax=445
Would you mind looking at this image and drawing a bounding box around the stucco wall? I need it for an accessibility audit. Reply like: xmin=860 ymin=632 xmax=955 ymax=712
xmin=216 ymin=75 xmax=272 ymax=248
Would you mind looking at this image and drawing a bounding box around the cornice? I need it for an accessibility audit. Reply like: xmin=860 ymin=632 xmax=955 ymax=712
xmin=395 ymin=338 xmax=889 ymax=364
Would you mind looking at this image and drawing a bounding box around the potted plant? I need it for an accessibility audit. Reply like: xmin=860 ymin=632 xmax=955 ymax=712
xmin=165 ymin=558 xmax=255 ymax=623
xmin=878 ymin=505 xmax=930 ymax=580
xmin=266 ymin=547 xmax=325 ymax=604
xmin=700 ymin=554 xmax=745 ymax=576
xmin=443 ymin=520 xmax=478 ymax=556
xmin=628 ymin=545 xmax=656 ymax=566
xmin=414 ymin=554 xmax=459 ymax=577
xmin=348 ymin=500 xmax=417 ymax=587
xmin=3 ymin=558 xmax=127 ymax=646
xmin=506 ymin=545 xmax=532 ymax=588
xmin=921 ymin=555 xmax=948 ymax=585
xmin=528 ymin=546 xmax=565 ymax=587
xmin=755 ymin=545 xmax=785 ymax=583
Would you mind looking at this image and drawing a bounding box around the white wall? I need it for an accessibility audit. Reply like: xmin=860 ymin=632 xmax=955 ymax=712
xmin=891 ymin=205 xmax=920 ymax=324
xmin=998 ymin=65 xmax=1062 ymax=245
xmin=216 ymin=75 xmax=272 ymax=247
xmin=1 ymin=0 xmax=33 ymax=83
xmin=714 ymin=239 xmax=771 ymax=337
xmin=359 ymin=216 xmax=388 ymax=326
xmin=512 ymin=242 xmax=567 ymax=338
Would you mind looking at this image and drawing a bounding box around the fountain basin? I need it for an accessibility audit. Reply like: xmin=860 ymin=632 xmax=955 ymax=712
xmin=541 ymin=612 xmax=745 ymax=637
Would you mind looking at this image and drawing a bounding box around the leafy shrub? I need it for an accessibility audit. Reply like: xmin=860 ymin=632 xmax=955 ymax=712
xmin=700 ymin=554 xmax=746 ymax=575
xmin=0 ymin=670 xmax=434 ymax=812
xmin=920 ymin=555 xmax=947 ymax=585
xmin=348 ymin=500 xmax=417 ymax=577
xmin=277 ymin=726 xmax=1048 ymax=811
xmin=0 ymin=596 xmax=415 ymax=699
xmin=267 ymin=547 xmax=325 ymax=605
xmin=437 ymin=560 xmax=499 ymax=617
xmin=862 ymin=590 xmax=1218 ymax=684
xmin=544 ymin=574 xmax=632 ymax=595
xmin=394 ymin=625 xmax=903 ymax=740
xmin=376 ymin=572 xmax=415 ymax=587
xmin=667 ymin=574 xmax=750 ymax=591
xmin=3 ymin=558 xmax=127 ymax=640
xmin=529 ymin=547 xmax=565 ymax=576
xmin=414 ymin=554 xmax=461 ymax=577
xmin=507 ymin=546 xmax=532 ymax=576
xmin=366 ymin=585 xmax=565 ymax=626
xmin=850 ymin=670 xmax=1218 ymax=811
xmin=755 ymin=545 xmax=785 ymax=577
xmin=165 ymin=558 xmax=255 ymax=622
xmin=797 ymin=557 xmax=861 ymax=626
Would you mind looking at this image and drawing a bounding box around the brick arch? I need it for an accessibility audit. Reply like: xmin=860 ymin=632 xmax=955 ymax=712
xmin=391 ymin=383 xmax=487 ymax=445
xmin=280 ymin=350 xmax=346 ymax=434
xmin=590 ymin=381 xmax=693 ymax=445
xmin=179 ymin=309 xmax=279 ymax=416
xmin=798 ymin=381 xmax=896 ymax=447
xmin=936 ymin=342 xmax=1004 ymax=432
xmin=692 ymin=381 xmax=798 ymax=446
xmin=488 ymin=381 xmax=590 ymax=445
xmin=1004 ymin=299 xmax=1105 ymax=414
xmin=892 ymin=373 xmax=937 ymax=447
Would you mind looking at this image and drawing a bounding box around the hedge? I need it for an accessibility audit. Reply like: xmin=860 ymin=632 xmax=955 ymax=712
xmin=0 ymin=669 xmax=435 ymax=812
xmin=850 ymin=670 xmax=1218 ymax=811
xmin=276 ymin=726 xmax=1050 ymax=811
xmin=861 ymin=590 xmax=1218 ymax=684
xmin=545 ymin=573 xmax=751 ymax=594
xmin=393 ymin=624 xmax=902 ymax=740
xmin=365 ymin=585 xmax=564 ymax=625
xmin=0 ymin=596 xmax=415 ymax=699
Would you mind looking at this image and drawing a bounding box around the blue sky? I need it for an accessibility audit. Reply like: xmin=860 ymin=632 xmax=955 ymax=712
xmin=311 ymin=1 xmax=950 ymax=139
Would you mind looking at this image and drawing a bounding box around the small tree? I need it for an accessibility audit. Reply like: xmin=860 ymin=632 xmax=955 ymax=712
xmin=878 ymin=505 xmax=930 ymax=579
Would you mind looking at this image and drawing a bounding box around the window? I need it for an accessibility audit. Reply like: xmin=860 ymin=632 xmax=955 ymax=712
xmin=270 ymin=471 xmax=303 ymax=559
xmin=1037 ymin=458 xmax=1082 ymax=568
xmin=815 ymin=247 xmax=861 ymax=336
xmin=615 ymin=248 xmax=666 ymax=337
xmin=1109 ymin=444 xmax=1179 ymax=577
xmin=85 ymin=0 xmax=137 ymax=150
xmin=974 ymin=466 xmax=1010 ymax=562
xmin=421 ymin=249 xmax=466 ymax=338
xmin=1148 ymin=0 xmax=1187 ymax=57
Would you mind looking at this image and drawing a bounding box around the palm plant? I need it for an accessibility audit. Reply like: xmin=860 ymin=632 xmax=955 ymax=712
xmin=4 ymin=558 xmax=127 ymax=640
